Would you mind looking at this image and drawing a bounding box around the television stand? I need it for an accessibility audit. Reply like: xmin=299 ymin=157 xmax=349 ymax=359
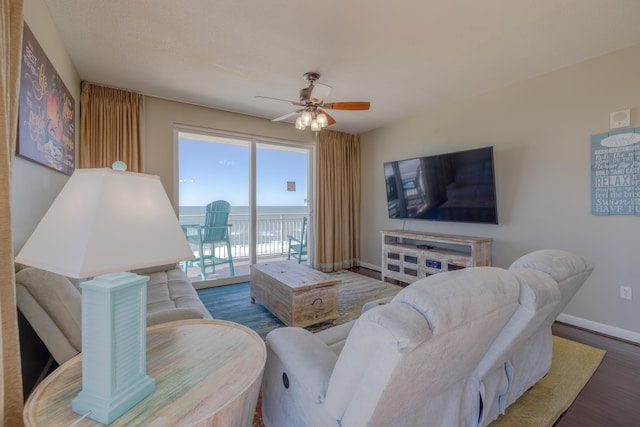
xmin=381 ymin=230 xmax=492 ymax=285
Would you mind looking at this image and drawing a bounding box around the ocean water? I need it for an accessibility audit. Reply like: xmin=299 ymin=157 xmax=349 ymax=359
xmin=179 ymin=205 xmax=307 ymax=224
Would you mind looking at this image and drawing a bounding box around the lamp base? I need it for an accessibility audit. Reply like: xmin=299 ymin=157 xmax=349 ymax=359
xmin=72 ymin=271 xmax=155 ymax=425
xmin=72 ymin=375 xmax=155 ymax=424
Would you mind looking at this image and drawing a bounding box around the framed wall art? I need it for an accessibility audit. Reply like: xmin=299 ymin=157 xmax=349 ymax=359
xmin=18 ymin=23 xmax=75 ymax=175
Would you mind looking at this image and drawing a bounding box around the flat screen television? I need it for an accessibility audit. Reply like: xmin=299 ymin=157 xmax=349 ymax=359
xmin=384 ymin=146 xmax=498 ymax=224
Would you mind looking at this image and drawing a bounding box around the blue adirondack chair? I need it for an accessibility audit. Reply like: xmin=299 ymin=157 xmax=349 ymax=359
xmin=287 ymin=217 xmax=308 ymax=263
xmin=182 ymin=200 xmax=235 ymax=279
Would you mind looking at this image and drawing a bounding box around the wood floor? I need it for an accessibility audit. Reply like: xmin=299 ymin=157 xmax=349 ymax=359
xmin=349 ymin=267 xmax=640 ymax=427
xmin=552 ymin=322 xmax=640 ymax=427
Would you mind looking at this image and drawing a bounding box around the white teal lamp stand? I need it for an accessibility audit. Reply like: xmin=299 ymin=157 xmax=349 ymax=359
xmin=71 ymin=273 xmax=155 ymax=423
xmin=15 ymin=165 xmax=195 ymax=425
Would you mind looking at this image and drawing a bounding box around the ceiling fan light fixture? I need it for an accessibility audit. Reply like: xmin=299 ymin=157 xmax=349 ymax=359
xmin=316 ymin=112 xmax=328 ymax=128
xmin=257 ymin=72 xmax=370 ymax=131
xmin=301 ymin=111 xmax=313 ymax=127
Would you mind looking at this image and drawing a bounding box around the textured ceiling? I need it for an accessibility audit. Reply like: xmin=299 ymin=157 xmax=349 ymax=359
xmin=43 ymin=0 xmax=640 ymax=134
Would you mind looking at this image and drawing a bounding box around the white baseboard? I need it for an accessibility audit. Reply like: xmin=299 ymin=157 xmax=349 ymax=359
xmin=557 ymin=313 xmax=640 ymax=344
xmin=358 ymin=261 xmax=381 ymax=272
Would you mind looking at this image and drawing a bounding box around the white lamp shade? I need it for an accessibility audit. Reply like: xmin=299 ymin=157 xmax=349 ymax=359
xmin=15 ymin=168 xmax=194 ymax=278
xmin=301 ymin=111 xmax=313 ymax=127
xmin=310 ymin=119 xmax=321 ymax=132
xmin=295 ymin=116 xmax=306 ymax=130
xmin=316 ymin=112 xmax=328 ymax=128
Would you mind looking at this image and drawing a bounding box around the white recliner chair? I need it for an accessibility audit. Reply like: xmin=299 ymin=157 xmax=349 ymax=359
xmin=262 ymin=266 xmax=522 ymax=427
xmin=261 ymin=249 xmax=593 ymax=427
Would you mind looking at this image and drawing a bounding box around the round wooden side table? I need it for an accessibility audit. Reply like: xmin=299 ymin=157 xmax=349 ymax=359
xmin=24 ymin=319 xmax=266 ymax=426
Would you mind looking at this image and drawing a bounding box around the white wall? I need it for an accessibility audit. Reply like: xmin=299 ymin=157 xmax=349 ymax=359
xmin=12 ymin=0 xmax=80 ymax=252
xmin=361 ymin=43 xmax=640 ymax=340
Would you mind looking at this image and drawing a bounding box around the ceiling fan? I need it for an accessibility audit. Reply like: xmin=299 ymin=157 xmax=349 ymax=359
xmin=256 ymin=72 xmax=370 ymax=131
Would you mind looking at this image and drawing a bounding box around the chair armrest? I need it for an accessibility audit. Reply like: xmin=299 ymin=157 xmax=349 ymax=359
xmin=181 ymin=224 xmax=203 ymax=242
xmin=181 ymin=224 xmax=202 ymax=233
xmin=288 ymin=235 xmax=302 ymax=243
xmin=266 ymin=327 xmax=338 ymax=400
xmin=16 ymin=284 xmax=80 ymax=364
xmin=361 ymin=296 xmax=394 ymax=313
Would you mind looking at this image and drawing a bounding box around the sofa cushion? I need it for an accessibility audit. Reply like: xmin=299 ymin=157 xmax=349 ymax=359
xmin=146 ymin=307 xmax=210 ymax=326
xmin=315 ymin=320 xmax=356 ymax=355
xmin=130 ymin=263 xmax=181 ymax=276
xmin=392 ymin=267 xmax=520 ymax=336
xmin=509 ymin=249 xmax=594 ymax=309
xmin=145 ymin=268 xmax=212 ymax=319
xmin=509 ymin=249 xmax=593 ymax=284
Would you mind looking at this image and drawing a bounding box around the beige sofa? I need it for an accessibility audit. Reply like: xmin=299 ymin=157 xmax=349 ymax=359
xmin=15 ymin=263 xmax=211 ymax=365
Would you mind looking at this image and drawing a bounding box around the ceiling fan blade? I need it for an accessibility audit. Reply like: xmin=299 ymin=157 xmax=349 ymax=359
xmin=310 ymin=83 xmax=332 ymax=103
xmin=323 ymin=101 xmax=370 ymax=110
xmin=272 ymin=109 xmax=303 ymax=122
xmin=319 ymin=109 xmax=336 ymax=126
xmin=255 ymin=95 xmax=304 ymax=107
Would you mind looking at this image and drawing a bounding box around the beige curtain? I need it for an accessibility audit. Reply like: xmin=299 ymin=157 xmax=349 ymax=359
xmin=1 ymin=0 xmax=25 ymax=425
xmin=80 ymin=82 xmax=142 ymax=171
xmin=316 ymin=130 xmax=360 ymax=272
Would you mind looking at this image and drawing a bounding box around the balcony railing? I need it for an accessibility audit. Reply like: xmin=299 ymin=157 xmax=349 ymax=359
xmin=179 ymin=211 xmax=307 ymax=259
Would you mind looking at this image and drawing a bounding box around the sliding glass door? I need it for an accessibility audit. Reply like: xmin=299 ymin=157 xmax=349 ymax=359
xmin=177 ymin=129 xmax=311 ymax=286
xmin=256 ymin=143 xmax=309 ymax=267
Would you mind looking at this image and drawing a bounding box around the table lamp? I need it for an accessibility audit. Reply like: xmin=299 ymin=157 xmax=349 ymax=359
xmin=15 ymin=166 xmax=195 ymax=424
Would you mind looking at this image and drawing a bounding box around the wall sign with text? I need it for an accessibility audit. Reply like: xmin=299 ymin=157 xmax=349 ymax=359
xmin=591 ymin=129 xmax=640 ymax=216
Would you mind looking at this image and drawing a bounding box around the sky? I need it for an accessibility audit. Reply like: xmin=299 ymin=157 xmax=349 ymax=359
xmin=178 ymin=136 xmax=308 ymax=207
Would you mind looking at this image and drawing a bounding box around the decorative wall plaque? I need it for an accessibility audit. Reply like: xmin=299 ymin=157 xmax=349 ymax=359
xmin=591 ymin=129 xmax=640 ymax=216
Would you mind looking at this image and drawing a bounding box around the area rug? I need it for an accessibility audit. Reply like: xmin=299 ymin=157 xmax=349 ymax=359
xmin=197 ymin=270 xmax=403 ymax=339
xmin=489 ymin=335 xmax=605 ymax=427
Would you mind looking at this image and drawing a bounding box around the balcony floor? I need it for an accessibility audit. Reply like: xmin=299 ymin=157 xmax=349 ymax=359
xmin=182 ymin=253 xmax=308 ymax=284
